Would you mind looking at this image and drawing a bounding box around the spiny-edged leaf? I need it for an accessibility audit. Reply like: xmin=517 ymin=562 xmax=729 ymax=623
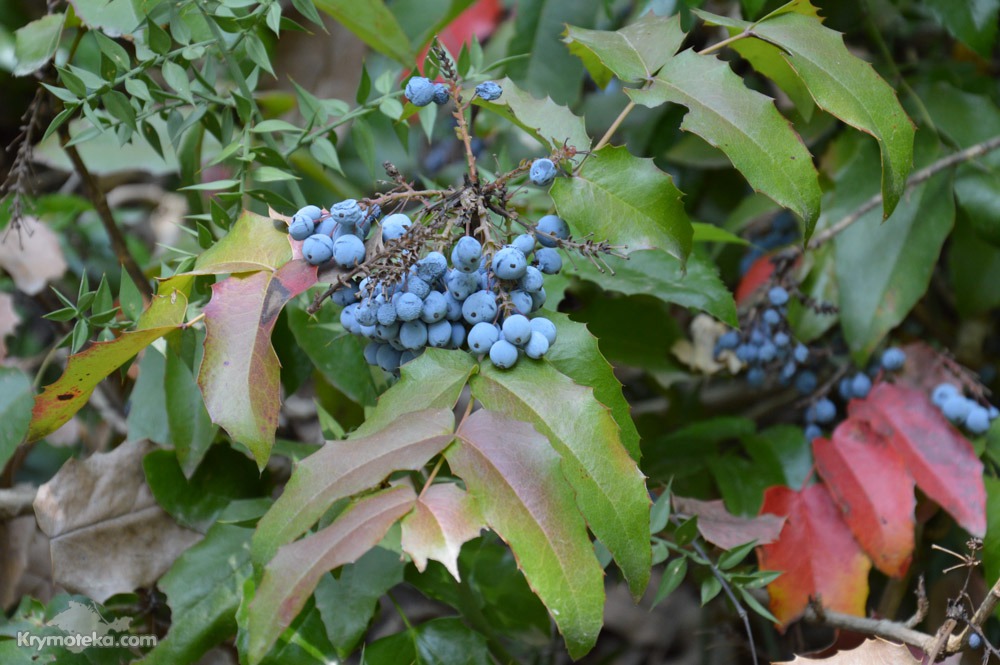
xmin=473 ymin=77 xmax=590 ymax=155
xmin=313 ymin=0 xmax=414 ymax=65
xmin=136 ymin=524 xmax=253 ymax=665
xmin=352 ymin=348 xmax=476 ymax=437
xmin=450 ymin=410 xmax=604 ymax=659
xmin=400 ymin=483 xmax=485 ymax=581
xmin=0 ymin=368 xmax=33 ymax=469
xmin=813 ymin=419 xmax=914 ymax=577
xmin=923 ymin=0 xmax=999 ymax=58
xmin=628 ymin=50 xmax=820 ymax=237
xmin=773 ymin=638 xmax=920 ymax=664
xmin=470 ymin=361 xmax=651 ymax=600
xmin=314 ymin=547 xmax=404 ymax=656
xmin=188 ymin=210 xmax=292 ymax=275
xmin=251 ymin=408 xmax=455 ymax=566
xmin=563 ymin=249 xmax=737 ymax=326
xmin=848 ymin=383 xmax=986 ymax=536
xmin=729 ymin=35 xmax=816 ymax=121
xmin=757 ymin=484 xmax=871 ymax=626
xmin=742 ymin=7 xmax=914 ymax=217
xmin=551 ymin=145 xmax=692 ymax=261
xmin=197 ymin=261 xmax=318 ymax=469
xmin=246 ymin=485 xmax=416 ymax=664
xmin=13 ymin=13 xmax=65 ymax=77
xmin=286 ymin=306 xmax=377 ymax=407
xmin=834 ymin=136 xmax=954 ymax=362
xmin=28 ymin=291 xmax=188 ymax=442
xmin=544 ymin=312 xmax=640 ymax=461
xmin=563 ymin=13 xmax=685 ymax=88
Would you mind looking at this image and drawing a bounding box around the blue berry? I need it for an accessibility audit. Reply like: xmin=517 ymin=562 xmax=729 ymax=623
xmin=804 ymin=424 xmax=822 ymax=442
xmin=931 ymin=383 xmax=958 ymax=407
xmin=763 ymin=308 xmax=781 ymax=326
xmin=376 ymin=344 xmax=402 ymax=373
xmin=969 ymin=633 xmax=983 ymax=650
xmin=489 ymin=339 xmax=519 ymax=369
xmin=774 ymin=332 xmax=790 ymax=347
xmin=296 ymin=205 xmax=323 ymax=220
xmin=382 ymin=213 xmax=412 ymax=241
xmin=462 ymin=290 xmax=498 ymax=325
xmin=330 ymin=199 xmax=363 ymax=227
xmin=427 ymin=320 xmax=452 ymax=348
xmin=468 ymin=322 xmax=500 ymax=353
xmin=395 ymin=293 xmax=423 ymax=321
xmin=420 ymin=291 xmax=448 ymax=323
xmin=942 ymin=395 xmax=973 ymax=423
xmin=758 ymin=342 xmax=777 ymax=363
xmin=529 ymin=288 xmax=546 ymax=312
xmin=405 ymin=276 xmax=431 ymax=299
xmin=851 ymin=373 xmax=872 ymax=399
xmin=535 ymin=214 xmax=569 ymax=247
xmin=303 ymin=234 xmax=335 ymax=265
xmin=332 ymin=234 xmax=366 ymax=267
xmin=405 ymin=76 xmax=436 ymax=106
xmin=356 ymin=299 xmax=378 ymax=326
xmin=502 ymin=315 xmax=532 ymax=346
xmin=475 ymin=81 xmax=502 ymax=101
xmin=881 ymin=348 xmax=906 ymax=371
xmin=966 ymin=406 xmax=991 ymax=434
xmin=432 ymin=83 xmax=449 ymax=105
xmin=492 ymin=246 xmax=528 ymax=280
xmin=509 ymin=289 xmax=533 ymax=315
xmin=363 ymin=341 xmax=381 ymax=365
xmin=530 ymin=317 xmax=557 ymax=345
xmin=747 ymin=367 xmax=766 ymax=387
xmin=399 ymin=320 xmax=428 ymax=350
xmin=446 ymin=270 xmax=479 ymax=301
xmin=316 ymin=217 xmax=338 ymax=237
xmin=795 ymin=370 xmax=817 ymax=395
xmin=534 ymin=248 xmax=562 ymax=274
xmin=340 ymin=304 xmax=359 ymax=333
xmin=525 ymin=331 xmax=550 ymax=359
xmin=450 ymin=322 xmax=466 ymax=348
xmin=289 ymin=215 xmax=316 ymax=240
xmin=415 ymin=252 xmax=448 ymax=281
xmin=451 ymin=236 xmax=482 ymax=272
xmin=793 ymin=344 xmax=809 ymax=364
xmin=768 ymin=286 xmax=789 ymax=306
xmin=520 ymin=266 xmax=544 ymax=293
xmin=376 ymin=301 xmax=397 ymax=326
xmin=529 ymin=158 xmax=557 ymax=186
xmin=814 ymin=398 xmax=836 ymax=424
xmin=717 ymin=330 xmax=740 ymax=350
xmin=736 ymin=344 xmax=758 ymax=363
xmin=512 ymin=233 xmax=536 ymax=255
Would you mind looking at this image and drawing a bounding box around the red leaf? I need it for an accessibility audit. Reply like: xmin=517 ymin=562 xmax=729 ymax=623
xmin=813 ymin=420 xmax=915 ymax=577
xmin=735 ymin=254 xmax=775 ymax=306
xmin=672 ymin=496 xmax=785 ymax=549
xmin=849 ymin=382 xmax=985 ymax=536
xmin=758 ymin=484 xmax=871 ymax=626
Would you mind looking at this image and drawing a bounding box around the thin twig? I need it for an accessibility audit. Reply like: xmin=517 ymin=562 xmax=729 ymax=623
xmin=803 ymin=604 xmax=936 ymax=652
xmin=808 ymin=135 xmax=1000 ymax=249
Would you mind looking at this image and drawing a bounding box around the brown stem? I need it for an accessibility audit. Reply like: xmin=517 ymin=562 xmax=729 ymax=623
xmin=60 ymin=132 xmax=153 ymax=301
xmin=453 ymin=99 xmax=479 ymax=186
xmin=808 ymin=135 xmax=1000 ymax=250
xmin=803 ymin=605 xmax=936 ymax=652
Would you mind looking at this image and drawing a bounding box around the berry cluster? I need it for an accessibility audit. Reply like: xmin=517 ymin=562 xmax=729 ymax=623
xmin=404 ymin=77 xmax=503 ymax=107
xmin=288 ymin=201 xmax=378 ymax=267
xmin=931 ymin=383 xmax=998 ymax=435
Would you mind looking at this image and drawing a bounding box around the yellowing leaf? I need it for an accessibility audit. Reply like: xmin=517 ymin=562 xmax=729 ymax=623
xmin=189 ymin=209 xmax=292 ymax=275
xmin=400 ymin=483 xmax=485 ymax=581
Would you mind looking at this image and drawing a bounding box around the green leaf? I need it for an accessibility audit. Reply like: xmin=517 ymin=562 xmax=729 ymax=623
xmin=470 ymin=361 xmax=651 ymax=600
xmin=352 ymin=348 xmax=476 ymax=437
xmin=950 ymin=217 xmax=1000 ymax=317
xmin=650 ymin=489 xmax=672 ymax=534
xmin=652 ymin=557 xmax=687 ymax=608
xmin=13 ymin=13 xmax=65 ymax=77
xmin=251 ymin=408 xmax=455 ymax=566
xmin=450 ymin=410 xmax=604 ymax=659
xmin=254 ymin=166 xmax=299 ymax=183
xmin=692 ymin=222 xmax=750 ymax=245
xmin=711 ymin=6 xmax=914 ymax=218
xmin=125 ymin=345 xmax=172 ymax=446
xmin=544 ymin=312 xmax=640 ymax=461
xmin=474 ymin=77 xmax=590 ymax=156
xmin=564 ymin=249 xmax=737 ymax=326
xmin=729 ymin=34 xmax=816 ymax=121
xmin=197 ymin=261 xmax=318 ymax=468
xmin=551 ymin=145 xmax=692 ymax=261
xmin=119 ymin=265 xmax=144 ymax=321
xmin=563 ymin=13 xmax=685 ymax=88
xmin=700 ymin=575 xmax=722 ymax=605
xmin=189 ymin=209 xmax=293 ymax=275
xmin=70 ymin=0 xmax=142 ymax=37
xmin=137 ymin=523 xmax=253 ymax=665
xmin=364 ymin=617 xmax=490 ymax=665
xmin=246 ymin=485 xmax=416 ymax=664
xmin=834 ymin=136 xmax=955 ymax=362
xmin=28 ymin=291 xmax=188 ymax=442
xmin=628 ymin=50 xmax=821 ymax=237
xmin=744 ymin=425 xmax=813 ymax=491
xmin=165 ymin=340 xmax=218 ymax=476
xmin=314 ymin=547 xmax=403 ymax=656
xmin=313 ymin=0 xmax=414 ymax=65
xmin=0 ymin=368 xmax=33 ymax=469
xmin=161 ymin=59 xmax=193 ymax=103
xmin=924 ymin=0 xmax=999 ymax=57
xmin=286 ymin=307 xmax=377 ymax=407
xmin=309 ymin=137 xmax=344 ymax=176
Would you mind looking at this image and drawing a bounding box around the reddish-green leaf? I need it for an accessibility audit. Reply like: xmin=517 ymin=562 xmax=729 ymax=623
xmin=470 ymin=361 xmax=651 ymax=600
xmin=450 ymin=410 xmax=605 ymax=659
xmin=848 ymin=382 xmax=986 ymax=536
xmin=251 ymin=408 xmax=455 ymax=566
xmin=197 ymin=260 xmax=317 ymax=468
xmin=400 ymin=483 xmax=485 ymax=581
xmin=671 ymin=496 xmax=785 ymax=550
xmin=757 ymin=484 xmax=871 ymax=626
xmin=246 ymin=485 xmax=416 ymax=664
xmin=28 ymin=291 xmax=188 ymax=442
xmin=813 ymin=419 xmax=915 ymax=577
xmin=188 ymin=209 xmax=293 ymax=275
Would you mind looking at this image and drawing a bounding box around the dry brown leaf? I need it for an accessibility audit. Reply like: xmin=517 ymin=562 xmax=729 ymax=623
xmin=0 ymin=219 xmax=68 ymax=295
xmin=0 ymin=292 xmax=20 ymax=360
xmin=33 ymin=439 xmax=201 ymax=602
xmin=774 ymin=638 xmax=920 ymax=664
xmin=672 ymin=495 xmax=786 ymax=549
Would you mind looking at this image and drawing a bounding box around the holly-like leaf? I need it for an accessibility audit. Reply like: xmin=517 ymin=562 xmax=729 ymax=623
xmin=473 ymin=77 xmax=590 ymax=155
xmin=0 ymin=368 xmax=33 ymax=469
xmin=544 ymin=312 xmax=640 ymax=461
xmin=197 ymin=260 xmax=317 ymax=469
xmin=401 ymin=483 xmax=485 ymax=581
xmin=563 ymin=249 xmax=737 ymax=326
xmin=137 ymin=524 xmax=253 ymax=665
xmin=813 ymin=419 xmax=915 ymax=577
xmin=313 ymin=0 xmax=414 ymax=65
xmin=671 ymin=496 xmax=785 ymax=549
xmin=449 ymin=410 xmax=605 ymax=659
xmin=188 ymin=210 xmax=293 ymax=275
xmin=774 ymin=637 xmax=920 ymax=664
xmin=28 ymin=290 xmax=188 ymax=442
xmin=758 ymin=483 xmax=871 ymax=626
xmin=849 ymin=382 xmax=986 ymax=536
xmin=246 ymin=485 xmax=416 ymax=664
xmin=629 ymin=50 xmax=821 ymax=236
xmin=552 ymin=146 xmax=692 ymax=262
xmin=470 ymin=361 xmax=651 ymax=600
xmin=251 ymin=408 xmax=455 ymax=566
xmin=563 ymin=13 xmax=685 ymax=88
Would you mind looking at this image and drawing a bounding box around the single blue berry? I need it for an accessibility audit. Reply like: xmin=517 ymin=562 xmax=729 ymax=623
xmin=363 ymin=341 xmax=381 ymax=366
xmin=969 ymin=633 xmax=983 ymax=650
xmin=793 ymin=344 xmax=809 ymax=364
xmin=763 ymin=308 xmax=781 ymax=326
xmin=416 ymin=252 xmax=448 ymax=281
xmin=399 ymin=320 xmax=428 ymax=350
xmin=405 ymin=76 xmax=436 ymax=106
xmin=332 ymin=234 xmax=366 ymax=267
xmin=535 ymin=214 xmax=569 ymax=247
xmin=524 ymin=331 xmax=550 ymax=359
xmin=296 ymin=205 xmax=323 ymax=220
xmin=512 ymin=233 xmax=536 ymax=256
xmin=747 ymin=367 xmax=766 ymax=387
xmin=468 ymin=321 xmax=500 ymax=353
xmin=814 ymin=398 xmax=836 ymax=424
xmin=492 ymin=246 xmax=528 ymax=280
xmin=462 ymin=290 xmax=498 ymax=325
xmin=475 ymin=81 xmax=502 ymax=101
xmin=432 ymin=83 xmax=449 ymax=105
xmin=851 ymin=373 xmax=872 ymax=399
xmin=529 ymin=158 xmax=557 ymax=186
xmin=421 ymin=291 xmax=448 ymax=323
xmin=881 ymin=347 xmax=907 ymax=372
xmin=534 ymin=247 xmax=562 ymax=274
xmin=966 ymin=406 xmax=991 ymax=434
xmin=406 ymin=276 xmax=431 ymax=299
xmin=804 ymin=424 xmax=822 ymax=442
xmin=289 ymin=215 xmax=316 ymax=240
xmin=530 ymin=317 xmax=557 ymax=346
xmin=303 ymin=234 xmax=335 ymax=265
xmin=427 ymin=320 xmax=452 ymax=348
xmin=931 ymin=383 xmax=958 ymax=407
xmin=509 ymin=289 xmax=533 ymax=315
xmin=395 ymin=293 xmax=423 ymax=321
xmin=717 ymin=330 xmax=740 ymax=350
xmin=502 ymin=315 xmax=532 ymax=346
xmin=520 ymin=266 xmax=544 ymax=293
xmin=768 ymin=286 xmax=789 ymax=306
xmin=382 ymin=213 xmax=412 ymax=241
xmin=774 ymin=332 xmax=790 ymax=348
xmin=446 ymin=270 xmax=479 ymax=301
xmin=489 ymin=339 xmax=519 ymax=369
xmin=376 ymin=344 xmax=403 ymax=373
xmin=330 ymin=199 xmax=363 ymax=227
xmin=942 ymin=395 xmax=973 ymax=423
xmin=451 ymin=236 xmax=482 ymax=273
